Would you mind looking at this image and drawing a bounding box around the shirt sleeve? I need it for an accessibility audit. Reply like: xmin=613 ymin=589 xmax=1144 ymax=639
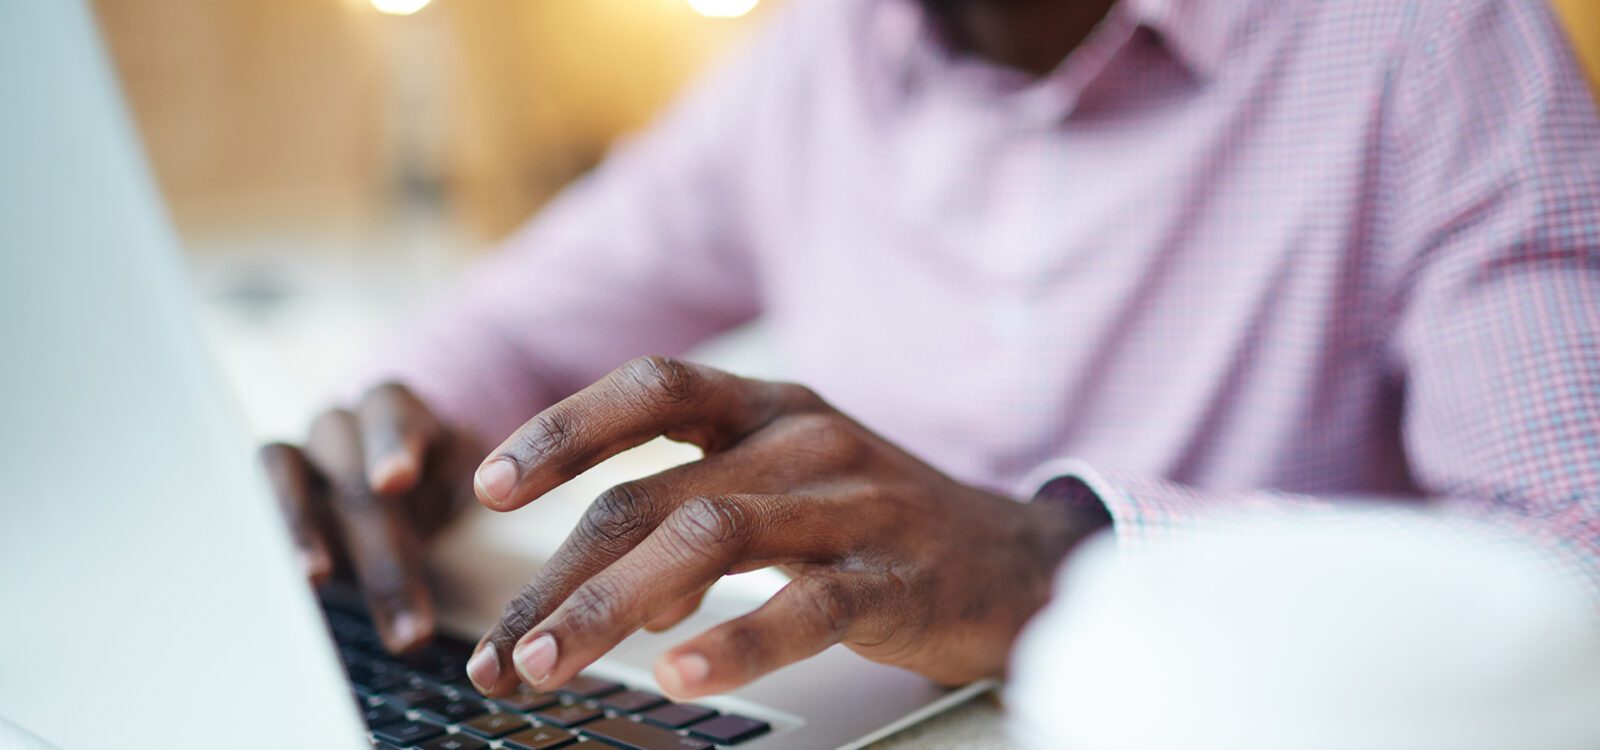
xmin=1023 ymin=0 xmax=1600 ymax=589
xmin=350 ymin=4 xmax=821 ymax=447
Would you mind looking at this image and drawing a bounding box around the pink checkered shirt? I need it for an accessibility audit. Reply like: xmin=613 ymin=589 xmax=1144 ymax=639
xmin=369 ymin=0 xmax=1600 ymax=584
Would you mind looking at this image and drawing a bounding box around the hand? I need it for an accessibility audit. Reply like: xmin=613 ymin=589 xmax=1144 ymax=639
xmin=463 ymin=356 xmax=1100 ymax=699
xmin=260 ymin=382 xmax=484 ymax=653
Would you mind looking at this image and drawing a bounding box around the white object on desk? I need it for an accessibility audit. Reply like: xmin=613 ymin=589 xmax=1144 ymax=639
xmin=1008 ymin=509 xmax=1600 ymax=750
xmin=0 ymin=716 xmax=56 ymax=750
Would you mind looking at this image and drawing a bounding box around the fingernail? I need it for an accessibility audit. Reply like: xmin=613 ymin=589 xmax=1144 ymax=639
xmin=513 ymin=633 xmax=557 ymax=685
xmin=475 ymin=458 xmax=518 ymax=505
xmin=467 ymin=645 xmax=500 ymax=691
xmin=297 ymin=548 xmax=326 ymax=577
xmin=371 ymin=453 xmax=415 ymax=493
xmin=665 ymin=652 xmax=709 ymax=694
xmin=390 ymin=612 xmax=423 ymax=649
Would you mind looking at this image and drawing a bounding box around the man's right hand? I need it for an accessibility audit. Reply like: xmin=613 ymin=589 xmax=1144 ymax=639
xmin=259 ymin=382 xmax=484 ymax=654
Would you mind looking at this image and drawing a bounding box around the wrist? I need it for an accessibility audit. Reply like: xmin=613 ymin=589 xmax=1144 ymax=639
xmin=1018 ymin=487 xmax=1111 ymax=619
xmin=1023 ymin=484 xmax=1110 ymax=566
xmin=1011 ymin=492 xmax=1107 ymax=617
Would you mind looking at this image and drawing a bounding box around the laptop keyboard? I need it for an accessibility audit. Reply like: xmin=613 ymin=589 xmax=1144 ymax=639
xmin=325 ymin=604 xmax=772 ymax=750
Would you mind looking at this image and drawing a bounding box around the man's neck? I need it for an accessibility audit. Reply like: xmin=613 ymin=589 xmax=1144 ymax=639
xmin=922 ymin=0 xmax=1120 ymax=77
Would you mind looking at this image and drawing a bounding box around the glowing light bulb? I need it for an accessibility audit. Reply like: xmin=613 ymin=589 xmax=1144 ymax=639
xmin=686 ymin=0 xmax=759 ymax=19
xmin=370 ymin=0 xmax=431 ymax=15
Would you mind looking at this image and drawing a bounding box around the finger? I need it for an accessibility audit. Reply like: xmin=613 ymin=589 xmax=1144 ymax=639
xmin=655 ymin=573 xmax=869 ymax=700
xmin=306 ymin=409 xmax=435 ymax=654
xmin=504 ymin=494 xmax=842 ymax=691
xmin=403 ymin=449 xmax=472 ymax=535
xmin=356 ymin=383 xmax=437 ymax=497
xmin=645 ymin=587 xmax=708 ymax=633
xmin=468 ymin=461 xmax=731 ymax=695
xmin=259 ymin=442 xmax=335 ymax=584
xmin=474 ymin=356 xmax=817 ymax=511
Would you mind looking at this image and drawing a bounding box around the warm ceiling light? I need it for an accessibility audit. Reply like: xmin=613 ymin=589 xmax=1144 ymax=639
xmin=686 ymin=0 xmax=759 ymax=18
xmin=370 ymin=0 xmax=431 ymax=15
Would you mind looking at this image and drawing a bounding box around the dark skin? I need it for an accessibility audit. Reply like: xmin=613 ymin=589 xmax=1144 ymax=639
xmin=463 ymin=359 xmax=1099 ymax=696
xmin=261 ymin=383 xmax=486 ymax=653
xmin=924 ymin=0 xmax=1119 ymax=77
xmin=259 ymin=0 xmax=1117 ymax=695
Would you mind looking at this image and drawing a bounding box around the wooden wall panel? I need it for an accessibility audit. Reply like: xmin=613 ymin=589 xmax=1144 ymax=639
xmin=92 ymin=0 xmax=765 ymax=246
xmin=94 ymin=0 xmax=386 ymax=241
xmin=1552 ymin=0 xmax=1600 ymax=98
xmin=437 ymin=0 xmax=764 ymax=239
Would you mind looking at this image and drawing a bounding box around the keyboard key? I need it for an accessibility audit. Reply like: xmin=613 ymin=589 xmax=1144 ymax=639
xmin=502 ymin=726 xmax=577 ymax=750
xmin=446 ymin=676 xmax=484 ymax=692
xmin=385 ymin=686 xmax=446 ymax=707
xmin=373 ymin=742 xmax=404 ymax=750
xmin=600 ymin=689 xmax=667 ymax=714
xmin=580 ymin=717 xmax=713 ymax=750
xmin=558 ymin=675 xmax=624 ymax=699
xmin=404 ymin=651 xmax=470 ymax=684
xmin=330 ymin=618 xmax=384 ymax=651
xmin=392 ymin=669 xmax=434 ymax=690
xmin=350 ymin=664 xmax=409 ymax=694
xmin=640 ymin=703 xmax=717 ymax=729
xmin=688 ymin=714 xmax=771 ymax=744
xmin=534 ymin=702 xmax=603 ymax=728
xmin=492 ymin=686 xmax=562 ymax=713
xmin=361 ymin=702 xmax=406 ymax=727
xmin=419 ymin=734 xmax=489 ymax=750
xmin=371 ymin=719 xmax=445 ymax=745
xmin=414 ymin=696 xmax=488 ymax=724
xmin=459 ymin=712 xmax=529 ymax=739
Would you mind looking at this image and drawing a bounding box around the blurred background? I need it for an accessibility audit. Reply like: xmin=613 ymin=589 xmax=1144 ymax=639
xmin=90 ymin=0 xmax=790 ymax=592
xmin=93 ymin=0 xmax=1599 ymax=444
xmin=93 ymin=0 xmax=777 ymax=442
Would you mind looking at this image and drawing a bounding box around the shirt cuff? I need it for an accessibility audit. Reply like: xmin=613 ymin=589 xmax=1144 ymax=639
xmin=1018 ymin=457 xmax=1120 ymax=536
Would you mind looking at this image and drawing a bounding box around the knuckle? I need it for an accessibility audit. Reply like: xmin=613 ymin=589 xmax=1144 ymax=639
xmin=623 ymin=355 xmax=701 ymax=407
xmin=516 ymin=408 xmax=578 ymax=460
xmin=564 ymin=577 xmax=627 ymax=632
xmin=329 ymin=475 xmax=378 ymax=511
xmin=496 ymin=586 xmax=547 ymax=645
xmin=720 ymin=620 xmax=766 ymax=665
xmin=785 ymin=411 xmax=843 ymax=440
xmin=667 ymin=496 xmax=751 ymax=553
xmin=257 ymin=442 xmax=297 ymax=471
xmin=783 ymin=413 xmax=865 ymax=467
xmin=578 ymin=483 xmax=656 ymax=554
xmin=362 ymin=561 xmax=410 ymax=604
xmin=362 ymin=380 xmax=410 ymax=405
xmin=794 ymin=576 xmax=853 ymax=642
xmin=260 ymin=443 xmax=331 ymax=505
xmin=305 ymin=409 xmax=361 ymax=462
xmin=350 ymin=553 xmax=415 ymax=619
xmin=776 ymin=382 xmax=825 ymax=412
xmin=309 ymin=407 xmax=356 ymax=437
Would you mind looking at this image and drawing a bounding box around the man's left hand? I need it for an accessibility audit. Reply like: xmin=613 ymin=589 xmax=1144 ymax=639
xmin=463 ymin=356 xmax=1098 ymax=699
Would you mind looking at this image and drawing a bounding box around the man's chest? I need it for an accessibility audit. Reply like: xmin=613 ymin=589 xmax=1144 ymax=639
xmin=739 ymin=52 xmax=1400 ymax=484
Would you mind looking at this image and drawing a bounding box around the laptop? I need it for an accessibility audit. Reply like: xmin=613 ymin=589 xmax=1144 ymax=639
xmin=0 ymin=3 xmax=989 ymax=748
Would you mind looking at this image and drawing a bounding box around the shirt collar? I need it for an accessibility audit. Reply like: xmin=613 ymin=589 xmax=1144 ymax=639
xmin=873 ymin=0 xmax=1256 ymax=86
xmin=1122 ymin=0 xmax=1256 ymax=80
